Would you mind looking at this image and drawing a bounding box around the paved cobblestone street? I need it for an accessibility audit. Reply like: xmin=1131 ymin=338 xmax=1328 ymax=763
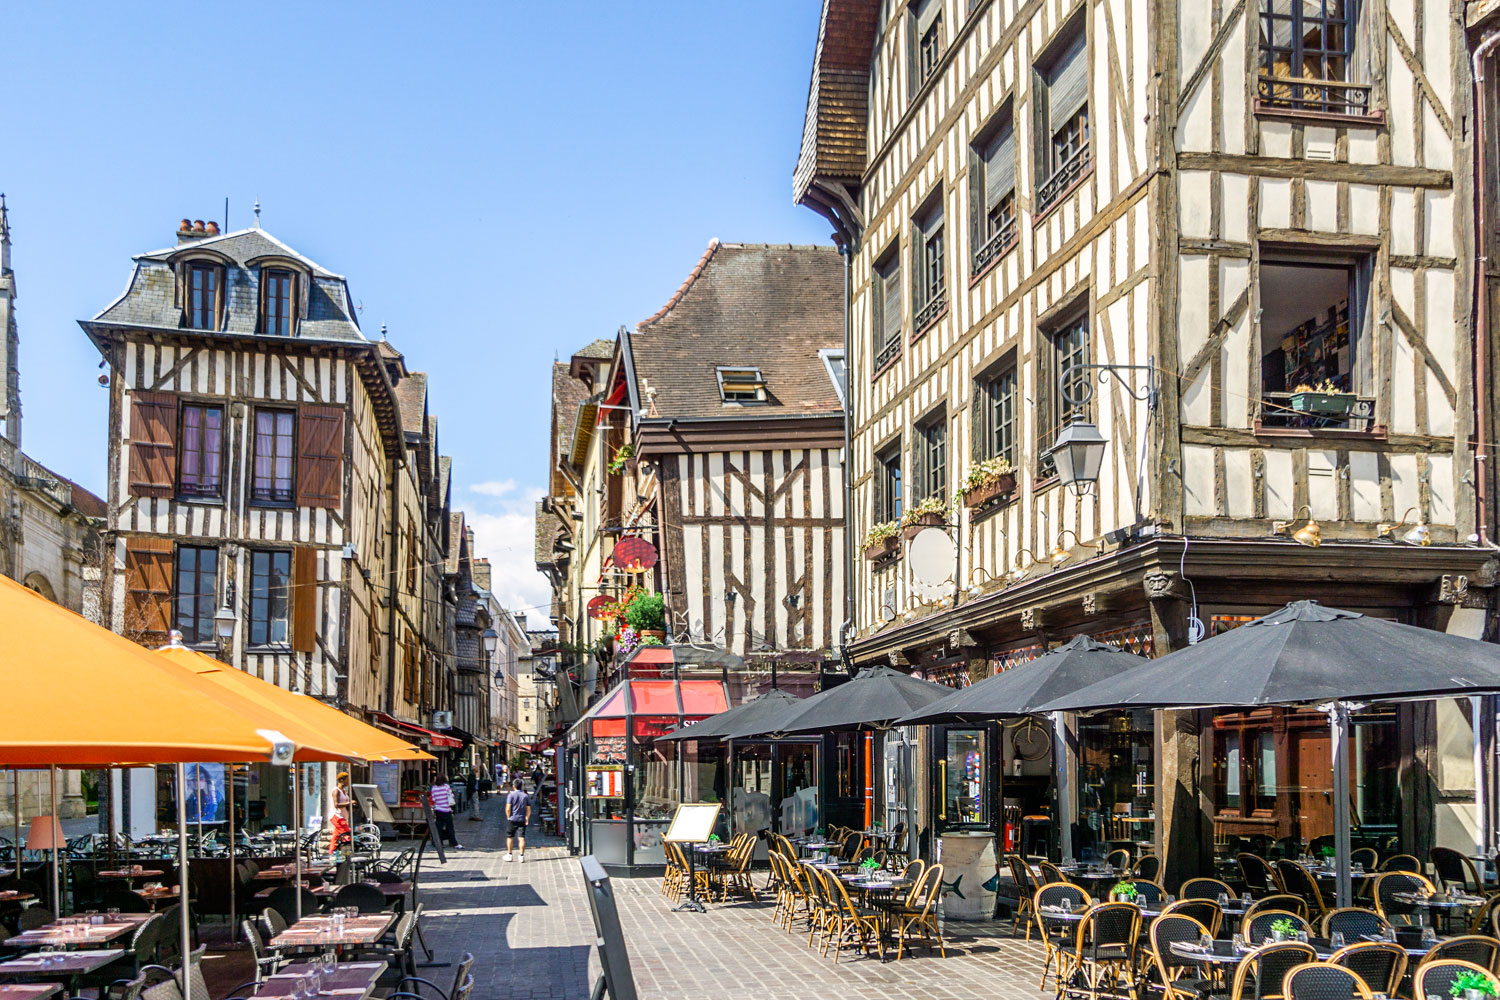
xmin=420 ymin=796 xmax=1051 ymax=1000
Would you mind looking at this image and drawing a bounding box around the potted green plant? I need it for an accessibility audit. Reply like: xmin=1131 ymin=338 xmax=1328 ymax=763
xmin=900 ymin=495 xmax=948 ymax=538
xmin=1111 ymin=881 xmax=1139 ymax=902
xmin=1270 ymin=917 xmax=1298 ymax=942
xmin=1451 ymin=969 xmax=1499 ymax=1000
xmin=960 ymin=457 xmax=1017 ymax=510
xmin=1288 ymin=379 xmax=1358 ymax=416
xmin=607 ymin=443 xmax=636 ymax=475
xmin=864 ymin=521 xmax=902 ymax=560
xmin=859 ymin=858 xmax=881 ymax=876
xmin=624 ymin=591 xmax=667 ymax=643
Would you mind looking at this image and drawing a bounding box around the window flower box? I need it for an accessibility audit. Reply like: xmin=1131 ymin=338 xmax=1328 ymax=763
xmin=962 ymin=472 xmax=1016 ymax=509
xmin=1289 ymin=390 xmax=1358 ymax=416
xmin=863 ymin=521 xmax=902 ymax=561
xmin=901 ymin=512 xmax=946 ymax=539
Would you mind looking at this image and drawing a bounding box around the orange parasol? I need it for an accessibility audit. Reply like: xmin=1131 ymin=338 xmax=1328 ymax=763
xmin=155 ymin=644 xmax=433 ymax=762
xmin=0 ymin=574 xmax=286 ymax=766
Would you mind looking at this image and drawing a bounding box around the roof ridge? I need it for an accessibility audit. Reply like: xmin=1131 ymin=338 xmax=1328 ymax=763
xmin=637 ymin=238 xmax=721 ymax=329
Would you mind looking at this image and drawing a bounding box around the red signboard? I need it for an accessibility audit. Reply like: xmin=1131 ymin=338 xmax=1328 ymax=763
xmin=612 ymin=536 xmax=658 ymax=574
xmin=587 ymin=594 xmax=614 ymax=620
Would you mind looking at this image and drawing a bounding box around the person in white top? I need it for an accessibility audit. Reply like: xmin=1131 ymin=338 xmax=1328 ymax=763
xmin=429 ymin=775 xmax=460 ymax=849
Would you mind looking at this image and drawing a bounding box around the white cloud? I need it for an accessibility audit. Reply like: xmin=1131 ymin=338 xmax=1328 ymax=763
xmin=469 ymin=479 xmax=518 ymax=497
xmin=461 ymin=483 xmax=551 ymax=631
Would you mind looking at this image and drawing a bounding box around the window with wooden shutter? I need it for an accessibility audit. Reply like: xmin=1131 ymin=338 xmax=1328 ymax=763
xmin=295 ymin=405 xmax=344 ymax=509
xmin=1037 ymin=26 xmax=1091 ymax=212
xmin=123 ymin=537 xmax=174 ymax=644
xmin=128 ymin=391 xmax=179 ymax=499
xmin=290 ymin=546 xmax=317 ymax=653
xmin=873 ymin=247 xmax=903 ymax=372
xmin=368 ymin=600 xmax=381 ymax=676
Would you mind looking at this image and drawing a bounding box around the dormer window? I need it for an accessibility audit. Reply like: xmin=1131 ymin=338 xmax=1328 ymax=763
xmin=262 ymin=268 xmax=294 ymax=336
xmin=186 ymin=263 xmax=221 ymax=330
xmin=716 ymin=367 xmax=767 ymax=403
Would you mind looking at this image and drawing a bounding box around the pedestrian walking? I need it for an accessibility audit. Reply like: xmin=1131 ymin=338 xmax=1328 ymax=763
xmin=465 ymin=771 xmax=481 ymax=821
xmin=503 ymin=778 xmax=531 ymax=863
xmin=477 ymin=762 xmax=492 ymax=802
xmin=429 ymin=774 xmax=461 ymax=849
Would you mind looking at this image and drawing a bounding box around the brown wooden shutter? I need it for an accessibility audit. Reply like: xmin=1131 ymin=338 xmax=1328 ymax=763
xmin=295 ymin=405 xmax=344 ymax=509
xmin=128 ymin=392 xmax=178 ymax=499
xmin=290 ymin=546 xmax=318 ymax=653
xmin=122 ymin=537 xmax=174 ymax=644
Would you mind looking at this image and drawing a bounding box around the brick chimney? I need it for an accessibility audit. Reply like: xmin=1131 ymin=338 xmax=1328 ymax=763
xmin=472 ymin=557 xmax=492 ymax=592
xmin=176 ymin=218 xmax=212 ymax=245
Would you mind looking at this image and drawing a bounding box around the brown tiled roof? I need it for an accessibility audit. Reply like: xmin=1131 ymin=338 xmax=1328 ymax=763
xmin=376 ymin=339 xmax=403 ymax=360
xmin=628 ymin=242 xmax=843 ymax=420
xmin=793 ymin=0 xmax=880 ymax=205
xmin=534 ymin=503 xmax=566 ymax=566
xmin=394 ymin=372 xmax=427 ymax=434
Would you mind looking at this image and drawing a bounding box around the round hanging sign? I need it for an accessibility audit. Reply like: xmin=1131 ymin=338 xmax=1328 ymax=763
xmin=587 ymin=594 xmax=614 ymax=620
xmin=612 ymin=536 xmax=659 ymax=574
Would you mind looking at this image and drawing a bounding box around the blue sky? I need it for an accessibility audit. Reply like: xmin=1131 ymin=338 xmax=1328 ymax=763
xmin=7 ymin=3 xmax=831 ymax=622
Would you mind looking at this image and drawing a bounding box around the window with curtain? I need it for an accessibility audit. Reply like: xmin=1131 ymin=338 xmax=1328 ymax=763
xmin=971 ymin=111 xmax=1017 ymax=274
xmin=177 ymin=403 xmax=223 ymax=498
xmin=251 ymin=409 xmax=296 ymax=503
xmin=263 ymin=269 xmax=294 ymax=336
xmin=1258 ymin=0 xmax=1366 ymax=115
xmin=909 ymin=0 xmax=944 ymax=92
xmin=1036 ymin=27 xmax=1090 ymax=213
xmin=874 ymin=251 xmax=903 ymax=371
xmin=248 ymin=549 xmax=291 ymax=646
xmin=1039 ymin=314 xmax=1089 ymax=476
xmin=912 ymin=200 xmax=946 ymax=332
xmin=187 ymin=264 xmax=220 ymax=330
xmin=173 ymin=545 xmax=218 ymax=645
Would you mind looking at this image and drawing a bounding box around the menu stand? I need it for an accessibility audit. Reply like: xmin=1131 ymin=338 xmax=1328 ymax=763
xmin=673 ymin=845 xmax=706 ymax=914
xmin=662 ymin=803 xmax=721 ymax=917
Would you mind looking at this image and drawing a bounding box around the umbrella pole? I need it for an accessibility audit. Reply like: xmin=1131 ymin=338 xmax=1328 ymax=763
xmin=863 ymin=732 xmax=873 ymax=832
xmin=49 ymin=766 xmax=60 ymax=915
xmin=1051 ymin=713 xmax=1073 ymax=862
xmin=12 ymin=769 xmax=19 ymax=876
xmin=227 ymin=765 xmax=236 ymax=941
xmin=292 ymin=765 xmax=302 ymax=921
xmin=1330 ymin=702 xmax=1353 ymax=908
xmin=175 ymin=764 xmax=191 ymax=996
xmin=1474 ymin=696 xmax=1490 ymax=860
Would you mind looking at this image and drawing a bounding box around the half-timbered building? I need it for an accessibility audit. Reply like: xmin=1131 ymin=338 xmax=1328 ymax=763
xmin=81 ymin=218 xmax=461 ymax=823
xmin=795 ymin=0 xmax=1500 ymax=880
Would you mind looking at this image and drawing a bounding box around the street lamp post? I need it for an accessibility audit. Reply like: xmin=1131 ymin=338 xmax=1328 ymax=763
xmin=212 ymin=581 xmax=237 ymax=662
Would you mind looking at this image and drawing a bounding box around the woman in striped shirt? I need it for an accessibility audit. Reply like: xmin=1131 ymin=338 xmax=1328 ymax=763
xmin=429 ymin=775 xmax=460 ymax=849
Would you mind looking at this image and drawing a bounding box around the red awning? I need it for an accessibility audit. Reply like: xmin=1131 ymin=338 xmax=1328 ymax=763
xmin=377 ymin=714 xmax=462 ymax=749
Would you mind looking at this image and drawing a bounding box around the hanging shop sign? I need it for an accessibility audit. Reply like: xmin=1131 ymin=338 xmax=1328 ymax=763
xmin=611 ymin=537 xmax=658 ymax=574
xmin=587 ymin=595 xmax=615 ymax=620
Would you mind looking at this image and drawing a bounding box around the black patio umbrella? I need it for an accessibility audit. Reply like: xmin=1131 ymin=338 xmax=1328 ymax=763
xmin=891 ymin=635 xmax=1151 ymax=726
xmin=1031 ymin=601 xmax=1500 ymax=714
xmin=654 ymin=689 xmax=803 ymax=743
xmin=733 ymin=665 xmax=951 ymax=738
xmin=1032 ymin=600 xmax=1500 ymax=908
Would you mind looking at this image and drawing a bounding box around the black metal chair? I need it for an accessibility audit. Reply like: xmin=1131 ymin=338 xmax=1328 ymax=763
xmin=331 ymin=882 xmax=388 ymax=914
xmin=1321 ymin=907 xmax=1389 ymax=941
xmin=1282 ymin=960 xmax=1372 ymax=1000
xmin=390 ymin=950 xmax=475 ymax=1000
xmin=1329 ymin=941 xmax=1404 ymax=996
xmin=264 ymin=885 xmax=318 ymax=926
xmin=1180 ymin=877 xmax=1235 ymax=902
xmin=1229 ymin=942 xmax=1318 ymax=1000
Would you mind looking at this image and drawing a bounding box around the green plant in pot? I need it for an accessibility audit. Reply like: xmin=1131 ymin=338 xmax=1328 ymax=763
xmin=607 ymin=443 xmax=636 ymax=475
xmin=1270 ymin=917 xmax=1298 ymax=942
xmin=900 ymin=494 xmax=948 ymax=537
xmin=1451 ymin=969 xmax=1499 ymax=1000
xmin=624 ymin=591 xmax=667 ymax=642
xmin=1112 ymin=881 xmax=1139 ymax=902
xmin=859 ymin=858 xmax=881 ymax=876
xmin=863 ymin=520 xmax=901 ymax=560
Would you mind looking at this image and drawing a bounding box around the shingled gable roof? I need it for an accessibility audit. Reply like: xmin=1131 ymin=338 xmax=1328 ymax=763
xmin=395 ymin=371 xmax=428 ymax=435
xmin=793 ymin=0 xmax=880 ymax=242
xmin=625 ymin=242 xmax=843 ymax=421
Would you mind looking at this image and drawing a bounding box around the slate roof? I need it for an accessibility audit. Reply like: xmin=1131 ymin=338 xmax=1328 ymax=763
xmin=534 ymin=503 xmax=567 ymax=566
xmin=91 ymin=227 xmax=362 ymax=343
xmin=446 ymin=511 xmax=466 ymax=575
xmin=575 ymin=338 xmax=615 ymax=360
xmin=627 ymin=242 xmax=844 ymax=420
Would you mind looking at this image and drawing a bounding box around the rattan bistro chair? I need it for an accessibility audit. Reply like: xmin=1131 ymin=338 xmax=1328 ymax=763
xmin=1240 ymin=854 xmax=1285 ymax=897
xmin=1034 ymin=882 xmax=1094 ymax=991
xmin=1180 ymin=877 xmax=1236 ymax=902
xmin=1147 ymin=914 xmax=1216 ymax=1000
xmin=1328 ymin=941 xmax=1405 ymax=997
xmin=1281 ymin=961 xmax=1373 ymax=1000
xmin=1372 ymin=871 xmax=1436 ymax=928
xmin=1320 ymin=908 xmax=1388 ymax=941
xmin=1243 ymin=910 xmax=1313 ymax=946
xmin=1059 ymin=902 xmax=1140 ymax=1000
xmin=1229 ymin=942 xmax=1317 ymax=1000
xmin=1007 ymin=854 xmax=1041 ymax=939
xmin=1413 ymin=959 xmax=1499 ymax=1000
xmin=889 ymin=863 xmax=945 ymax=961
xmin=823 ymin=874 xmax=881 ymax=963
xmin=1276 ymin=861 xmax=1331 ymax=923
xmin=1161 ymin=899 xmax=1223 ymax=939
xmin=1419 ymin=934 xmax=1500 ymax=972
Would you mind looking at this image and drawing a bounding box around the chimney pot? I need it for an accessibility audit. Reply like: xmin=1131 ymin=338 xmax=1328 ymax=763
xmin=179 ymin=218 xmax=192 ymax=232
xmin=205 ymin=221 xmax=220 ymax=235
xmin=192 ymin=220 xmax=205 ymax=232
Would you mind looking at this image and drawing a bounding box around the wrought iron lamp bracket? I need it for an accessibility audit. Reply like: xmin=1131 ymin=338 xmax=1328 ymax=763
xmin=1059 ymin=357 xmax=1159 ymax=411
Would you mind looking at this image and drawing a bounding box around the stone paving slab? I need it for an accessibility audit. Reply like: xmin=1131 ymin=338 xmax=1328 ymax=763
xmin=418 ymin=796 xmax=1053 ymax=1000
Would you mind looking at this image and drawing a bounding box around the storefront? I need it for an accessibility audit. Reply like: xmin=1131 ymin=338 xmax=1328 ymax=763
xmin=564 ymin=666 xmax=729 ymax=874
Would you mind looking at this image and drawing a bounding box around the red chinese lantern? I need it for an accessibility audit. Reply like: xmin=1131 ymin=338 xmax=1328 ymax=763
xmin=612 ymin=536 xmax=658 ymax=574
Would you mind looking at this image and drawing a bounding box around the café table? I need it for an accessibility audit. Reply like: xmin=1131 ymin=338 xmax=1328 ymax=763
xmin=137 ymin=885 xmax=180 ymax=909
xmin=3 ymin=914 xmax=152 ymax=950
xmin=0 ymin=985 xmax=60 ymax=1000
xmin=248 ymin=960 xmax=387 ymax=999
xmin=269 ymin=913 xmax=395 ymax=952
xmin=97 ymin=869 xmax=163 ymax=887
xmin=0 ymin=892 xmax=33 ymax=906
xmin=254 ymin=880 xmax=411 ymax=902
xmin=255 ymin=863 xmax=334 ymax=883
xmin=0 ymin=949 xmax=126 ymax=995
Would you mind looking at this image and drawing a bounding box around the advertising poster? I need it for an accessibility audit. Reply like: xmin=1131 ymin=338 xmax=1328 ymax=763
xmin=184 ymin=763 xmax=225 ymax=823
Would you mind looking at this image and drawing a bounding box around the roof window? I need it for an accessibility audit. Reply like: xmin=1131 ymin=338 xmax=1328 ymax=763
xmin=716 ymin=367 xmax=767 ymax=403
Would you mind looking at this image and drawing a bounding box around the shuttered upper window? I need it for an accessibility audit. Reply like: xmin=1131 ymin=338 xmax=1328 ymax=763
xmin=914 ymin=409 xmax=947 ymax=502
xmin=123 ymin=537 xmax=174 ymax=644
xmin=1039 ymin=314 xmax=1090 ymax=476
xmin=874 ymin=442 xmax=903 ymax=524
xmin=178 ymin=403 xmax=223 ymax=499
xmin=248 ymin=549 xmax=291 ymax=647
xmin=128 ymin=391 xmax=178 ymax=499
xmin=251 ymin=409 xmax=296 ymax=504
xmin=1036 ymin=27 xmax=1091 ymax=213
xmin=295 ymin=405 xmax=344 ymax=509
xmin=970 ymin=110 xmax=1018 ymax=274
xmin=873 ymin=248 xmax=903 ymax=372
xmin=909 ymin=0 xmax=944 ymax=93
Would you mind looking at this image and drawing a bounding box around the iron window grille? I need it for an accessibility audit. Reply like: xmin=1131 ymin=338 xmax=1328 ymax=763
xmin=874 ymin=254 xmax=904 ymax=370
xmin=913 ymin=203 xmax=946 ymax=332
xmin=1036 ymin=28 xmax=1091 ymax=214
xmin=1257 ymin=0 xmax=1369 ymax=116
xmin=972 ymin=113 xmax=1019 ymax=274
